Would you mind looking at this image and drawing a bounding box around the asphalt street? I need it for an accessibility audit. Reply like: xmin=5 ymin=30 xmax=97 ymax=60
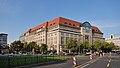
xmin=78 ymin=53 xmax=120 ymax=68
xmin=29 ymin=53 xmax=120 ymax=68
xmin=31 ymin=55 xmax=99 ymax=68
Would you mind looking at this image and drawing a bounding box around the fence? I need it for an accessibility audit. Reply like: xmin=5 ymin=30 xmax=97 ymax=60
xmin=0 ymin=55 xmax=67 ymax=68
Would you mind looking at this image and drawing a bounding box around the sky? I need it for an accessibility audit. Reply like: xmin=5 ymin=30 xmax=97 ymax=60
xmin=0 ymin=0 xmax=120 ymax=44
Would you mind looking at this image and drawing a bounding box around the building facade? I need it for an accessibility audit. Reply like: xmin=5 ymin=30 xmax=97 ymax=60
xmin=0 ymin=33 xmax=8 ymax=53
xmin=106 ymin=34 xmax=120 ymax=47
xmin=0 ymin=33 xmax=8 ymax=47
xmin=20 ymin=17 xmax=104 ymax=54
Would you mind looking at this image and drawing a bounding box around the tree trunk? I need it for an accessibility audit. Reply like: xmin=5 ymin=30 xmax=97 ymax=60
xmin=69 ymin=49 xmax=71 ymax=53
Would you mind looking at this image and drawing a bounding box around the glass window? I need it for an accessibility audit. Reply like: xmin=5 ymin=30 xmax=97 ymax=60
xmin=66 ymin=37 xmax=69 ymax=43
xmin=61 ymin=32 xmax=64 ymax=36
xmin=65 ymin=22 xmax=67 ymax=24
xmin=73 ymin=24 xmax=75 ymax=26
xmin=53 ymin=23 xmax=55 ymax=25
xmin=85 ymin=35 xmax=89 ymax=41
xmin=61 ymin=37 xmax=64 ymax=44
xmin=66 ymin=33 xmax=69 ymax=36
xmin=69 ymin=23 xmax=71 ymax=25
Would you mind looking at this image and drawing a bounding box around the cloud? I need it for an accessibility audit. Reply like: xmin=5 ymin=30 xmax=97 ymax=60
xmin=91 ymin=20 xmax=120 ymax=29
xmin=99 ymin=24 xmax=120 ymax=28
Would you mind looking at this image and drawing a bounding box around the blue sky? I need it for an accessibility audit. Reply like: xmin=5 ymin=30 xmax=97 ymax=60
xmin=0 ymin=0 xmax=120 ymax=44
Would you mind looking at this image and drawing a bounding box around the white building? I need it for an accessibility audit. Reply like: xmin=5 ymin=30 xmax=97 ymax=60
xmin=106 ymin=34 xmax=120 ymax=47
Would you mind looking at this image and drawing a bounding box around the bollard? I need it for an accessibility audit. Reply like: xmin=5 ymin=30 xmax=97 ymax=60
xmin=109 ymin=52 xmax=112 ymax=58
xmin=73 ymin=55 xmax=77 ymax=67
xmin=90 ymin=54 xmax=92 ymax=60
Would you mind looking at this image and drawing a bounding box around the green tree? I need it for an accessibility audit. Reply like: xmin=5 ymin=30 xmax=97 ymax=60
xmin=40 ymin=44 xmax=47 ymax=54
xmin=23 ymin=42 xmax=28 ymax=51
xmin=109 ymin=42 xmax=116 ymax=50
xmin=106 ymin=42 xmax=115 ymax=52
xmin=10 ymin=40 xmax=23 ymax=53
xmin=100 ymin=41 xmax=109 ymax=52
xmin=93 ymin=40 xmax=116 ymax=52
xmin=66 ymin=38 xmax=78 ymax=49
xmin=28 ymin=41 xmax=38 ymax=52
xmin=81 ymin=41 xmax=89 ymax=49
xmin=93 ymin=40 xmax=102 ymax=51
xmin=66 ymin=38 xmax=78 ymax=53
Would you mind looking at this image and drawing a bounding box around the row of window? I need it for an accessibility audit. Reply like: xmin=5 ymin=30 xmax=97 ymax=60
xmin=48 ymin=45 xmax=57 ymax=50
xmin=93 ymin=33 xmax=103 ymax=38
xmin=47 ymin=36 xmax=57 ymax=45
xmin=34 ymin=26 xmax=45 ymax=32
xmin=47 ymin=40 xmax=57 ymax=45
xmin=49 ymin=22 xmax=78 ymax=27
xmin=50 ymin=23 xmax=56 ymax=26
xmin=64 ymin=22 xmax=76 ymax=27
xmin=61 ymin=37 xmax=79 ymax=45
xmin=48 ymin=33 xmax=57 ymax=37
xmin=61 ymin=32 xmax=79 ymax=37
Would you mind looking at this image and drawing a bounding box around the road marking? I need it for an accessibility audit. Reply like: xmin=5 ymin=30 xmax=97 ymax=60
xmin=106 ymin=58 xmax=111 ymax=68
xmin=80 ymin=64 xmax=90 ymax=68
xmin=107 ymin=63 xmax=110 ymax=67
xmin=76 ymin=57 xmax=100 ymax=68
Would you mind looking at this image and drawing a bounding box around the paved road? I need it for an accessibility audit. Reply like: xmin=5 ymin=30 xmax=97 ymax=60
xmin=31 ymin=55 xmax=98 ymax=68
xmin=77 ymin=53 xmax=120 ymax=68
xmin=29 ymin=53 xmax=120 ymax=68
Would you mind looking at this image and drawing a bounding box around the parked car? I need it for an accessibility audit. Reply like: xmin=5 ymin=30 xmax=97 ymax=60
xmin=116 ymin=51 xmax=120 ymax=54
xmin=85 ymin=49 xmax=91 ymax=55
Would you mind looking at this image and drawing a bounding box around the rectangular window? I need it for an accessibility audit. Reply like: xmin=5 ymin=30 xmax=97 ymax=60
xmin=66 ymin=37 xmax=69 ymax=43
xmin=61 ymin=37 xmax=64 ymax=44
xmin=85 ymin=35 xmax=89 ymax=41
xmin=51 ymin=37 xmax=53 ymax=40
xmin=61 ymin=32 xmax=64 ymax=36
xmin=66 ymin=33 xmax=69 ymax=36
xmin=51 ymin=33 xmax=53 ymax=36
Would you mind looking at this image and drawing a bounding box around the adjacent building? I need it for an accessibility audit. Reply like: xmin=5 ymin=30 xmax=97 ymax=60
xmin=0 ymin=33 xmax=8 ymax=47
xmin=20 ymin=17 xmax=104 ymax=54
xmin=0 ymin=33 xmax=8 ymax=53
xmin=106 ymin=34 xmax=120 ymax=47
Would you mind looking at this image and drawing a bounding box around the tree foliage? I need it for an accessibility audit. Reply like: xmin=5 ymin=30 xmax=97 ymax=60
xmin=40 ymin=44 xmax=47 ymax=53
xmin=93 ymin=40 xmax=116 ymax=52
xmin=10 ymin=41 xmax=42 ymax=53
xmin=81 ymin=41 xmax=90 ymax=49
xmin=66 ymin=38 xmax=78 ymax=49
xmin=93 ymin=40 xmax=102 ymax=50
xmin=10 ymin=40 xmax=23 ymax=53
xmin=27 ymin=41 xmax=38 ymax=52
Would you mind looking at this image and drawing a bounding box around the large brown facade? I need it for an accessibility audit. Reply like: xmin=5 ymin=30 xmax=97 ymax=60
xmin=20 ymin=17 xmax=104 ymax=54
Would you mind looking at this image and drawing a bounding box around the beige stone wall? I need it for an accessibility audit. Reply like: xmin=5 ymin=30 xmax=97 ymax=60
xmin=24 ymin=28 xmax=47 ymax=47
xmin=47 ymin=25 xmax=59 ymax=53
xmin=47 ymin=24 xmax=81 ymax=54
xmin=59 ymin=25 xmax=81 ymax=53
xmin=80 ymin=27 xmax=92 ymax=44
xmin=92 ymin=33 xmax=105 ymax=43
